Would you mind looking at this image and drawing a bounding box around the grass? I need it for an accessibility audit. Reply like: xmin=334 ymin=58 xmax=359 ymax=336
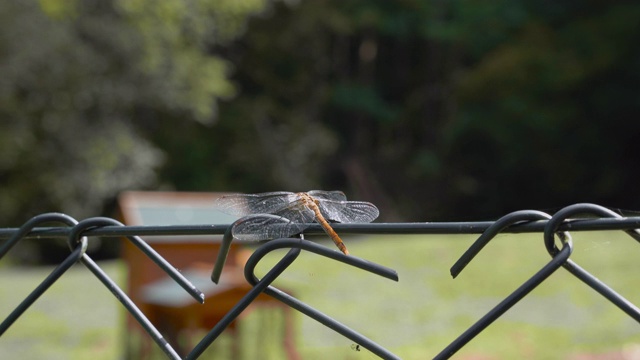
xmin=1 ymin=232 xmax=639 ymax=359
xmin=0 ymin=261 xmax=124 ymax=360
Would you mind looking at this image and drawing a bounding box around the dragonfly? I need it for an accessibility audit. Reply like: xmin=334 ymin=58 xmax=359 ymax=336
xmin=214 ymin=190 xmax=379 ymax=255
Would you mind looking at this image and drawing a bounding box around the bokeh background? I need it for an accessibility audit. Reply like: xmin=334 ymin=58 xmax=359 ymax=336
xmin=3 ymin=0 xmax=640 ymax=227
xmin=1 ymin=0 xmax=640 ymax=359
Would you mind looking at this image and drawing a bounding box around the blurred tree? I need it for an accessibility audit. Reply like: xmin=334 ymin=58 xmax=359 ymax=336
xmin=192 ymin=0 xmax=471 ymax=220
xmin=0 ymin=0 xmax=266 ymax=262
xmin=2 ymin=0 xmax=639 ymax=236
xmin=445 ymin=2 xmax=640 ymax=218
xmin=198 ymin=0 xmax=640 ymax=221
xmin=0 ymin=0 xmax=266 ymax=229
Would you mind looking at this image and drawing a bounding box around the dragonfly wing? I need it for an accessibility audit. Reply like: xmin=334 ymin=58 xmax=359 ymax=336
xmin=231 ymin=214 xmax=309 ymax=241
xmin=307 ymin=190 xmax=347 ymax=202
xmin=274 ymin=205 xmax=316 ymax=225
xmin=317 ymin=200 xmax=379 ymax=223
xmin=214 ymin=191 xmax=297 ymax=216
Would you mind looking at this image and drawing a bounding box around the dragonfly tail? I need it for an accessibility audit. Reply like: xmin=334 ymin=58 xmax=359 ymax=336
xmin=334 ymin=239 xmax=350 ymax=255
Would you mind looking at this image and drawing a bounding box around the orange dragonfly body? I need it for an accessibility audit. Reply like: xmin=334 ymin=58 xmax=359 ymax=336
xmin=214 ymin=190 xmax=379 ymax=255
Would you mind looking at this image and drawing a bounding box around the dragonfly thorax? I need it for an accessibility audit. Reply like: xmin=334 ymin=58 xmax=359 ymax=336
xmin=297 ymin=192 xmax=321 ymax=207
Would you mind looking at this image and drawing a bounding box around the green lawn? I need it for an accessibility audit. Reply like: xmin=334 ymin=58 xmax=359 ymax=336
xmin=1 ymin=232 xmax=639 ymax=359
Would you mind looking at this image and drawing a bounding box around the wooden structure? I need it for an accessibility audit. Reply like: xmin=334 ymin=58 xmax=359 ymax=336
xmin=117 ymin=191 xmax=298 ymax=359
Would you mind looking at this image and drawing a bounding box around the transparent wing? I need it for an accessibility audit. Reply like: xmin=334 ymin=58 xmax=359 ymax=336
xmin=214 ymin=191 xmax=298 ymax=216
xmin=231 ymin=214 xmax=311 ymax=241
xmin=307 ymin=190 xmax=348 ymax=202
xmin=271 ymin=202 xmax=315 ymax=224
xmin=316 ymin=200 xmax=379 ymax=223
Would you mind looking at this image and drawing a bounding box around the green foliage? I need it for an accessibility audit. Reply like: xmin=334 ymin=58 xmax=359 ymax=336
xmin=115 ymin=0 xmax=263 ymax=122
xmin=330 ymin=82 xmax=398 ymax=123
xmin=445 ymin=2 xmax=640 ymax=217
xmin=202 ymin=0 xmax=640 ymax=221
xmin=0 ymin=1 xmax=158 ymax=224
xmin=3 ymin=0 xmax=640 ymax=229
xmin=0 ymin=0 xmax=265 ymax=227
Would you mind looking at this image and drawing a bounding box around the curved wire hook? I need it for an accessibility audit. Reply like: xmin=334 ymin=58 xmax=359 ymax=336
xmin=543 ymin=203 xmax=640 ymax=322
xmin=69 ymin=217 xmax=183 ymax=360
xmin=210 ymin=222 xmax=234 ymax=284
xmin=188 ymin=245 xmax=301 ymax=360
xmin=195 ymin=237 xmax=399 ymax=360
xmin=450 ymin=210 xmax=554 ymax=278
xmin=436 ymin=210 xmax=572 ymax=359
xmin=210 ymin=214 xmax=362 ymax=284
xmin=544 ymin=203 xmax=640 ymax=254
xmin=0 ymin=213 xmax=86 ymax=336
xmin=0 ymin=212 xmax=81 ymax=260
xmin=243 ymin=238 xmax=400 ymax=359
xmin=439 ymin=204 xmax=640 ymax=359
xmin=244 ymin=237 xmax=398 ymax=282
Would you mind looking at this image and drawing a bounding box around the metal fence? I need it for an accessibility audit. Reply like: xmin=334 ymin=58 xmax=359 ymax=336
xmin=1 ymin=203 xmax=639 ymax=359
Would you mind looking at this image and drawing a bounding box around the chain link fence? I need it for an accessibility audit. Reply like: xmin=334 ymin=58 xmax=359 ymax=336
xmin=1 ymin=203 xmax=639 ymax=359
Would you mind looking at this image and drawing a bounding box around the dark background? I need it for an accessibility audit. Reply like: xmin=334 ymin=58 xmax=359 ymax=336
xmin=2 ymin=0 xmax=639 ymax=227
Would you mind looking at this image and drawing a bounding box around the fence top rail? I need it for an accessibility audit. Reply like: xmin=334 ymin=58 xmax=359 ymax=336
xmin=2 ymin=216 xmax=640 ymax=240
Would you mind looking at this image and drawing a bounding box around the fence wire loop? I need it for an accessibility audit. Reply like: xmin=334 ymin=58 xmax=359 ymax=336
xmin=450 ymin=210 xmax=554 ymax=278
xmin=436 ymin=210 xmax=573 ymax=359
xmin=437 ymin=203 xmax=640 ymax=359
xmin=542 ymin=203 xmax=640 ymax=323
xmin=0 ymin=213 xmax=84 ymax=337
xmin=544 ymin=203 xmax=640 ymax=255
xmin=70 ymin=217 xmax=184 ymax=359
xmin=0 ymin=212 xmax=81 ymax=260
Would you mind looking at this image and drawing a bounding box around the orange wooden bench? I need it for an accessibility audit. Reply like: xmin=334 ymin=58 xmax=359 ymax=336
xmin=118 ymin=191 xmax=298 ymax=359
